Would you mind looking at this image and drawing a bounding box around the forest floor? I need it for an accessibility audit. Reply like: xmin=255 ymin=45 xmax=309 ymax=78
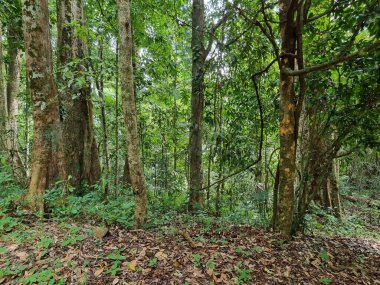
xmin=1 ymin=215 xmax=379 ymax=285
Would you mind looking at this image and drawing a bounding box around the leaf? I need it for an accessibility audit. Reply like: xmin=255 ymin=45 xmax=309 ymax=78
xmin=93 ymin=227 xmax=108 ymax=239
xmin=15 ymin=251 xmax=29 ymax=261
xmin=128 ymin=260 xmax=137 ymax=271
xmin=94 ymin=267 xmax=104 ymax=277
xmin=264 ymin=267 xmax=273 ymax=274
xmin=155 ymin=250 xmax=167 ymax=261
xmin=311 ymin=258 xmax=321 ymax=268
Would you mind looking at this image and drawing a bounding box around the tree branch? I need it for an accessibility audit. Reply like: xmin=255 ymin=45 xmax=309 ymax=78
xmin=305 ymin=0 xmax=349 ymax=24
xmin=282 ymin=40 xmax=380 ymax=76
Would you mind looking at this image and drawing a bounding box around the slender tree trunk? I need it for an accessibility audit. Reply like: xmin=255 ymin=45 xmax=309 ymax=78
xmin=327 ymin=160 xmax=342 ymax=219
xmin=22 ymin=0 xmax=61 ymax=212
xmin=274 ymin=0 xmax=298 ymax=236
xmin=0 ymin=23 xmax=6 ymax=157
xmin=97 ymin=38 xmax=110 ymax=195
xmin=272 ymin=164 xmax=280 ymax=228
xmin=188 ymin=0 xmax=206 ymax=211
xmin=6 ymin=21 xmax=26 ymax=181
xmin=114 ymin=42 xmax=120 ymax=187
xmin=206 ymin=146 xmax=212 ymax=208
xmin=117 ymin=0 xmax=148 ymax=227
xmin=56 ymin=0 xmax=100 ymax=190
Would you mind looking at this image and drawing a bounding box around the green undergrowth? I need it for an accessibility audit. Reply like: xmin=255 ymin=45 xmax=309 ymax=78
xmin=305 ymin=204 xmax=380 ymax=241
xmin=0 ymin=167 xmax=378 ymax=241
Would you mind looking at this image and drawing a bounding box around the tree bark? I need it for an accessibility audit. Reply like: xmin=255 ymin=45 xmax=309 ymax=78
xmin=56 ymin=0 xmax=100 ymax=190
xmin=6 ymin=20 xmax=26 ymax=181
xmin=114 ymin=42 xmax=120 ymax=187
xmin=122 ymin=155 xmax=132 ymax=186
xmin=328 ymin=160 xmax=342 ymax=219
xmin=188 ymin=0 xmax=206 ymax=211
xmin=117 ymin=0 xmax=148 ymax=227
xmin=97 ymin=38 xmax=110 ymax=194
xmin=0 ymin=23 xmax=6 ymax=157
xmin=274 ymin=0 xmax=298 ymax=236
xmin=22 ymin=0 xmax=61 ymax=212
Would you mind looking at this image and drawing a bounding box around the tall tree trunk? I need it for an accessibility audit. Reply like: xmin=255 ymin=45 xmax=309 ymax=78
xmin=22 ymin=0 xmax=61 ymax=212
xmin=6 ymin=21 xmax=26 ymax=181
xmin=114 ymin=42 xmax=120 ymax=187
xmin=274 ymin=0 xmax=298 ymax=236
xmin=117 ymin=0 xmax=148 ymax=227
xmin=188 ymin=0 xmax=206 ymax=211
xmin=94 ymin=37 xmax=110 ymax=195
xmin=0 ymin=23 xmax=6 ymax=157
xmin=57 ymin=0 xmax=100 ymax=190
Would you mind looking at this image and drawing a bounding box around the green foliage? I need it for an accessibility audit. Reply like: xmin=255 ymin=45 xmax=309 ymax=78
xmin=107 ymin=251 xmax=127 ymax=261
xmin=319 ymin=249 xmax=330 ymax=266
xmin=235 ymin=263 xmax=251 ymax=284
xmin=252 ymin=246 xmax=263 ymax=254
xmin=0 ymin=216 xmax=19 ymax=233
xmin=148 ymin=257 xmax=158 ymax=267
xmin=37 ymin=237 xmax=54 ymax=249
xmin=304 ymin=204 xmax=380 ymax=240
xmin=44 ymin=186 xmax=135 ymax=227
xmin=206 ymin=259 xmax=215 ymax=271
xmin=192 ymin=254 xmax=202 ymax=268
xmin=319 ymin=277 xmax=332 ymax=285
xmin=106 ymin=261 xmax=121 ymax=276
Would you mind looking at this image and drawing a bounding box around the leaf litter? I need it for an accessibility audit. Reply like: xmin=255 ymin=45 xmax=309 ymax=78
xmin=0 ymin=219 xmax=379 ymax=284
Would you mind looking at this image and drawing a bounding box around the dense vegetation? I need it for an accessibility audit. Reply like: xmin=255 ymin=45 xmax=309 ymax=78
xmin=0 ymin=0 xmax=379 ymax=284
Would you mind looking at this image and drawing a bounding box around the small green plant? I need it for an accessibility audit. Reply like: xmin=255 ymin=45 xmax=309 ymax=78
xmin=210 ymin=237 xmax=228 ymax=244
xmin=320 ymin=277 xmax=332 ymax=284
xmin=235 ymin=263 xmax=251 ymax=284
xmin=0 ymin=246 xmax=7 ymax=254
xmin=252 ymin=246 xmax=263 ymax=253
xmin=192 ymin=254 xmax=202 ymax=267
xmin=106 ymin=261 xmax=121 ymax=276
xmin=206 ymin=259 xmax=215 ymax=271
xmin=0 ymin=216 xmax=19 ymax=233
xmin=235 ymin=247 xmax=250 ymax=255
xmin=148 ymin=257 xmax=158 ymax=267
xmin=107 ymin=251 xmax=126 ymax=261
xmin=60 ymin=235 xmax=85 ymax=247
xmin=18 ymin=268 xmax=65 ymax=284
xmin=37 ymin=237 xmax=54 ymax=249
xmin=319 ymin=248 xmax=330 ymax=266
